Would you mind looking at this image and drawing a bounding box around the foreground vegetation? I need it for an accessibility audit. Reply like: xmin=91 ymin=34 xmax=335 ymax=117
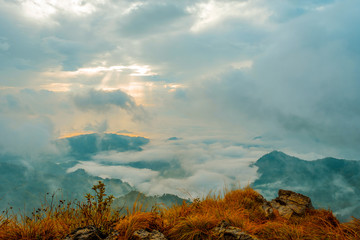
xmin=1 ymin=181 xmax=360 ymax=239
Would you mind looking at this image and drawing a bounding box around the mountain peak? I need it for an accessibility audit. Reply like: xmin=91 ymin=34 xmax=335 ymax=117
xmin=266 ymin=150 xmax=287 ymax=157
xmin=255 ymin=151 xmax=302 ymax=167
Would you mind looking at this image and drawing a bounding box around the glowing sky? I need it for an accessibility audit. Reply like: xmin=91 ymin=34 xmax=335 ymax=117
xmin=1 ymin=0 xmax=360 ymax=195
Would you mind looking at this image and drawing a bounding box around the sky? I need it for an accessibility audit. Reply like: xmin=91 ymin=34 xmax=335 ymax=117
xmin=1 ymin=0 xmax=360 ymax=196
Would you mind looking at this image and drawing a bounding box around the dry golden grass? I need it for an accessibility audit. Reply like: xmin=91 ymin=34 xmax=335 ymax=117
xmin=1 ymin=182 xmax=360 ymax=240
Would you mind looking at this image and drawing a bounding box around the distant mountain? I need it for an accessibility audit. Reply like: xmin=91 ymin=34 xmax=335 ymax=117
xmin=57 ymin=133 xmax=149 ymax=159
xmin=0 ymin=133 xmax=150 ymax=213
xmin=251 ymin=151 xmax=360 ymax=221
xmin=112 ymin=190 xmax=190 ymax=213
xmin=0 ymin=159 xmax=134 ymax=213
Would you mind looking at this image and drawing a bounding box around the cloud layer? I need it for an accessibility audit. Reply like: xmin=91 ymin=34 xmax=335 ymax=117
xmin=67 ymin=137 xmax=267 ymax=197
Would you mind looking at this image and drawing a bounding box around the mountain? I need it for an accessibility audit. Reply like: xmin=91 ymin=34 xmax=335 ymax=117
xmin=112 ymin=190 xmax=190 ymax=213
xmin=57 ymin=133 xmax=149 ymax=159
xmin=0 ymin=133 xmax=150 ymax=213
xmin=0 ymin=160 xmax=134 ymax=213
xmin=251 ymin=151 xmax=360 ymax=221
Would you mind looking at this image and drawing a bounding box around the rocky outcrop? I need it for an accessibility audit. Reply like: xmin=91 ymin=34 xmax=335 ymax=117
xmin=270 ymin=189 xmax=314 ymax=219
xmin=212 ymin=221 xmax=258 ymax=240
xmin=132 ymin=229 xmax=168 ymax=240
xmin=63 ymin=226 xmax=106 ymax=240
xmin=255 ymin=194 xmax=274 ymax=218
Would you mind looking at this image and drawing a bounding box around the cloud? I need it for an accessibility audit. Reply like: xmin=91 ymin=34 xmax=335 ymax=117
xmin=139 ymin=169 xmax=232 ymax=198
xmin=0 ymin=88 xmax=70 ymax=116
xmin=20 ymin=0 xmax=102 ymax=20
xmin=118 ymin=2 xmax=189 ymax=37
xmin=0 ymin=115 xmax=56 ymax=157
xmin=147 ymin=0 xmax=360 ymax=158
xmin=0 ymin=88 xmax=148 ymax=144
xmin=84 ymin=120 xmax=109 ymax=133
xmin=73 ymin=89 xmax=136 ymax=111
xmin=67 ymin=161 xmax=159 ymax=186
xmin=188 ymin=0 xmax=272 ymax=32
xmin=74 ymin=89 xmax=149 ymax=122
xmin=79 ymin=138 xmax=266 ymax=198
xmin=0 ymin=37 xmax=9 ymax=51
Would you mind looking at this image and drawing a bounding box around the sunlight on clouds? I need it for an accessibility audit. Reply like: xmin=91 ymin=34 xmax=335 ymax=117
xmin=231 ymin=60 xmax=253 ymax=70
xmin=40 ymin=64 xmax=157 ymax=95
xmin=188 ymin=0 xmax=272 ymax=32
xmin=40 ymin=83 xmax=72 ymax=92
xmin=39 ymin=64 xmax=164 ymax=105
xmin=117 ymin=82 xmax=145 ymax=98
xmin=130 ymin=66 xmax=157 ymax=77
xmin=41 ymin=65 xmax=157 ymax=77
xmin=98 ymin=81 xmax=186 ymax=106
xmin=21 ymin=0 xmax=102 ymax=20
xmin=164 ymin=84 xmax=185 ymax=93
xmin=97 ymin=81 xmax=146 ymax=101
xmin=77 ymin=65 xmax=157 ymax=76
xmin=58 ymin=131 xmax=94 ymax=139
xmin=58 ymin=131 xmax=147 ymax=139
xmin=122 ymin=2 xmax=144 ymax=15
xmin=77 ymin=66 xmax=123 ymax=74
xmin=21 ymin=0 xmax=56 ymax=19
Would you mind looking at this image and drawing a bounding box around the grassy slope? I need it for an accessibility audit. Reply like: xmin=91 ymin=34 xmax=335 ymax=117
xmin=1 ymin=182 xmax=360 ymax=240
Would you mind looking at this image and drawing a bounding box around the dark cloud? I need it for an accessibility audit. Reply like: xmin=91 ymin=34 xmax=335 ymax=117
xmin=72 ymin=89 xmax=136 ymax=111
xmin=72 ymin=89 xmax=149 ymax=122
xmin=167 ymin=137 xmax=181 ymax=141
xmin=118 ymin=2 xmax=189 ymax=37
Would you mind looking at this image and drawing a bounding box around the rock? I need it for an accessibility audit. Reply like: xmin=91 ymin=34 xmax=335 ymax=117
xmin=261 ymin=201 xmax=274 ymax=218
xmin=256 ymin=194 xmax=274 ymax=218
xmin=104 ymin=230 xmax=119 ymax=240
xmin=63 ymin=225 xmax=106 ymax=240
xmin=132 ymin=229 xmax=167 ymax=240
xmin=271 ymin=189 xmax=314 ymax=219
xmin=270 ymin=201 xmax=294 ymax=219
xmin=213 ymin=221 xmax=258 ymax=240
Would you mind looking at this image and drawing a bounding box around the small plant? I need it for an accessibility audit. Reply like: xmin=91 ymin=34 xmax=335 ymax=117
xmin=0 ymin=181 xmax=119 ymax=239
xmin=78 ymin=181 xmax=116 ymax=233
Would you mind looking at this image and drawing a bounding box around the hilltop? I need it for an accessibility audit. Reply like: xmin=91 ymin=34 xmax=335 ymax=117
xmin=1 ymin=181 xmax=360 ymax=239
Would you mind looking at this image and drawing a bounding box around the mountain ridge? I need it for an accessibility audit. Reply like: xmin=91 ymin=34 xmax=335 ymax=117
xmin=252 ymin=150 xmax=360 ymax=221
